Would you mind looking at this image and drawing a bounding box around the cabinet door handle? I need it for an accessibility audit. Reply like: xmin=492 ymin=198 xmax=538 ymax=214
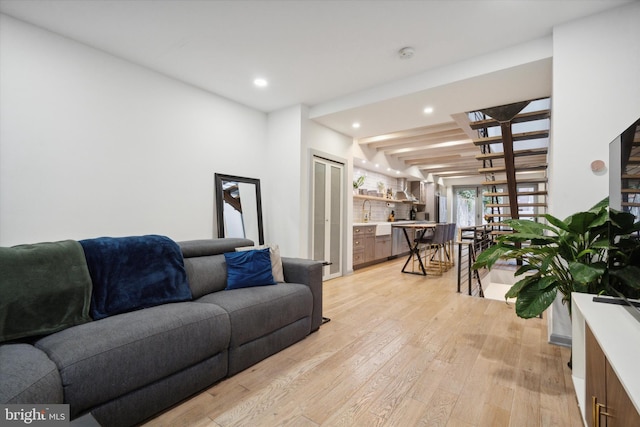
xmin=593 ymin=396 xmax=613 ymax=427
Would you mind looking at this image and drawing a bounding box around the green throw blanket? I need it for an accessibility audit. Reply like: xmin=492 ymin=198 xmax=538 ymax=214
xmin=0 ymin=240 xmax=93 ymax=343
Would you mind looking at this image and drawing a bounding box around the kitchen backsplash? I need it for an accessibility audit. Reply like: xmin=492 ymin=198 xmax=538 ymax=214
xmin=353 ymin=167 xmax=412 ymax=222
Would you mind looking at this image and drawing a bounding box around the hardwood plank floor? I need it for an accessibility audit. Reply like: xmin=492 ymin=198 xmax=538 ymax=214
xmin=143 ymin=257 xmax=583 ymax=427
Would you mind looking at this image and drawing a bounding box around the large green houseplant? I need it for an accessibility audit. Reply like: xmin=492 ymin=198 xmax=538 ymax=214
xmin=473 ymin=198 xmax=640 ymax=319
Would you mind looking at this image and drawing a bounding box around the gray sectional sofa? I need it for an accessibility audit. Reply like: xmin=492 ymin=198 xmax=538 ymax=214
xmin=0 ymin=237 xmax=323 ymax=426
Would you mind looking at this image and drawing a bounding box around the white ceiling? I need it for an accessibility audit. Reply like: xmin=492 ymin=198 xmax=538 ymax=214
xmin=0 ymin=0 xmax=634 ymax=163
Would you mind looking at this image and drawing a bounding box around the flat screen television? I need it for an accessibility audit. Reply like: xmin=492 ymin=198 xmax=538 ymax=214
xmin=607 ymin=117 xmax=640 ymax=319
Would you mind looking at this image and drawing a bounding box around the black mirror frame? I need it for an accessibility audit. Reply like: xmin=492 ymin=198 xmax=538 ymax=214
xmin=214 ymin=173 xmax=264 ymax=245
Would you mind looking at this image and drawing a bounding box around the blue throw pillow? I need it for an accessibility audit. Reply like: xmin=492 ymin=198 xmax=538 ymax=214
xmin=224 ymin=248 xmax=276 ymax=290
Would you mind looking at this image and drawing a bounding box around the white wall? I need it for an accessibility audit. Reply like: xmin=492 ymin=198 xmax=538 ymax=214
xmin=264 ymin=105 xmax=304 ymax=257
xmin=264 ymin=108 xmax=352 ymax=259
xmin=550 ymin=2 xmax=640 ymax=219
xmin=549 ymin=2 xmax=640 ymax=343
xmin=0 ymin=15 xmax=267 ymax=246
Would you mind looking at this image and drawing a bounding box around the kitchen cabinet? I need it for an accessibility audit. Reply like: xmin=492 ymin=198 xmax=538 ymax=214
xmin=353 ymin=225 xmax=393 ymax=268
xmin=571 ymin=293 xmax=640 ymax=427
xmin=586 ymin=324 xmax=640 ymax=427
xmin=353 ymin=225 xmax=375 ymax=267
xmin=375 ymin=234 xmax=391 ymax=260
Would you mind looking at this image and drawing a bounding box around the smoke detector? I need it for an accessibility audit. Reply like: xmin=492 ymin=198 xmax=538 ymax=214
xmin=398 ymin=47 xmax=415 ymax=59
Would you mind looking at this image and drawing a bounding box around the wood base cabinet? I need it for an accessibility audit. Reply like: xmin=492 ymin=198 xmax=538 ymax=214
xmin=586 ymin=324 xmax=640 ymax=427
xmin=374 ymin=234 xmax=391 ymax=260
xmin=353 ymin=225 xmax=392 ymax=269
xmin=572 ymin=293 xmax=640 ymax=427
xmin=353 ymin=225 xmax=375 ymax=268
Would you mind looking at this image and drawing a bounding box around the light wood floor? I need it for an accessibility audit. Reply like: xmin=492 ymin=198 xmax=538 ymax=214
xmin=143 ymin=257 xmax=584 ymax=427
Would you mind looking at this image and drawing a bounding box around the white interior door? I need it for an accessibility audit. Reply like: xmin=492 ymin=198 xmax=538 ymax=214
xmin=312 ymin=156 xmax=343 ymax=280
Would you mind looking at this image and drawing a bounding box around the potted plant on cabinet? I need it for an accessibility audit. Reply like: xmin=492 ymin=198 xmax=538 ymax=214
xmin=353 ymin=175 xmax=365 ymax=195
xmin=472 ymin=198 xmax=640 ymax=319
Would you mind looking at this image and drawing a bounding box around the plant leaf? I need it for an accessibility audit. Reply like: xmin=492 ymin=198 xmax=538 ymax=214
xmin=514 ymin=278 xmax=558 ymax=319
xmin=472 ymin=243 xmax=513 ymax=270
xmin=505 ymin=275 xmax=537 ymax=299
xmin=610 ymin=266 xmax=640 ymax=289
xmin=543 ymin=214 xmax=569 ymax=232
xmin=569 ymin=261 xmax=605 ymax=285
xmin=564 ymin=211 xmax=599 ymax=234
xmin=504 ymin=219 xmax=556 ymax=235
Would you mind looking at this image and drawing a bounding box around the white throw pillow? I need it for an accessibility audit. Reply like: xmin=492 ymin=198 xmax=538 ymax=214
xmin=236 ymin=244 xmax=284 ymax=282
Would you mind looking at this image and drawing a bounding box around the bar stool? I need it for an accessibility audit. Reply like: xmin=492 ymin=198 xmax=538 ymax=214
xmin=420 ymin=223 xmax=449 ymax=275
xmin=443 ymin=223 xmax=456 ymax=270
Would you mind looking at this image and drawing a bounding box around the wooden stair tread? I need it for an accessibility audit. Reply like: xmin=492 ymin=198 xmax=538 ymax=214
xmin=486 ymin=203 xmax=547 ymax=208
xmin=491 ymin=230 xmax=514 ymax=235
xmin=622 ymin=174 xmax=640 ymax=179
xmin=485 ymin=213 xmax=545 ymax=218
xmin=627 ymin=156 xmax=640 ymax=164
xmin=476 ymin=147 xmax=548 ymax=160
xmin=621 ymin=202 xmax=640 ymax=207
xmin=621 ymin=188 xmax=640 ymax=194
xmin=469 ymin=109 xmax=550 ymax=130
xmin=473 ymin=130 xmax=549 ymax=146
xmin=479 ymin=164 xmax=547 ymax=174
xmin=482 ymin=178 xmax=547 ymax=186
xmin=483 ymin=190 xmax=547 ymax=197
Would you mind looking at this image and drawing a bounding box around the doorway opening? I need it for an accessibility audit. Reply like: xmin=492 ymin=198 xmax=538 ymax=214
xmin=311 ymin=155 xmax=344 ymax=280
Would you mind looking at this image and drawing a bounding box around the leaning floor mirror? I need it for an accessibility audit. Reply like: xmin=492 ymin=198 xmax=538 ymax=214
xmin=215 ymin=173 xmax=264 ymax=245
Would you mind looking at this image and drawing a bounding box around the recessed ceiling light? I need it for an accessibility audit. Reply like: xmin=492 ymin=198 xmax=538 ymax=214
xmin=423 ymin=106 xmax=434 ymax=114
xmin=361 ymin=159 xmax=366 ymax=164
xmin=253 ymin=78 xmax=268 ymax=88
xmin=352 ymin=122 xmax=361 ymax=129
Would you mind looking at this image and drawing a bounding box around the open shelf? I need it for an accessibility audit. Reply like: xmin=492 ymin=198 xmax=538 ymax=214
xmin=353 ymin=194 xmax=417 ymax=204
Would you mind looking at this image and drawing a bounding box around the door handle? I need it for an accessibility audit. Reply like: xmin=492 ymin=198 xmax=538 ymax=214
xmin=592 ymin=396 xmax=613 ymax=427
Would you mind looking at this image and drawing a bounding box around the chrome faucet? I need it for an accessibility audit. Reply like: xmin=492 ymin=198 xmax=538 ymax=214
xmin=362 ymin=200 xmax=371 ymax=222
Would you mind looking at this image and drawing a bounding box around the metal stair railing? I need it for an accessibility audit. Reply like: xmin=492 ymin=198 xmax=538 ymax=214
xmin=457 ymin=225 xmax=492 ymax=297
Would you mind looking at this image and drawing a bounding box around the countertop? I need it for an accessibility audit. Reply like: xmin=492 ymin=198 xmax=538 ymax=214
xmin=352 ymin=220 xmax=416 ymax=226
xmin=571 ymin=292 xmax=640 ymax=421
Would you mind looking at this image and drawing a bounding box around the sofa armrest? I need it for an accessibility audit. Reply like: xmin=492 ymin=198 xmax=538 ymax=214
xmin=281 ymin=258 xmax=323 ymax=332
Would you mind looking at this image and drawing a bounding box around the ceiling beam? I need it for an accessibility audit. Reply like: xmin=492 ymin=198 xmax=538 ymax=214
xmin=357 ymin=121 xmax=462 ymax=145
xmin=369 ymin=129 xmax=468 ymax=150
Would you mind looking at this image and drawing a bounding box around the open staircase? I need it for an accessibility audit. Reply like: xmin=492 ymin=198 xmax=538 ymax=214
xmin=469 ymin=98 xmax=550 ymax=235
xmin=621 ymin=118 xmax=640 ymax=216
xmin=455 ymin=98 xmax=550 ymax=300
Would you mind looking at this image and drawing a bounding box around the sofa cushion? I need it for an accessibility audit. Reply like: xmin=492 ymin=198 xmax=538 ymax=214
xmin=236 ymin=244 xmax=284 ymax=282
xmin=196 ymin=283 xmax=312 ymax=348
xmin=183 ymin=254 xmax=228 ymax=298
xmin=179 ymin=238 xmax=254 ymax=258
xmin=224 ymin=248 xmax=276 ymax=290
xmin=35 ymin=302 xmax=230 ymax=417
xmin=0 ymin=344 xmax=63 ymax=404
xmin=0 ymin=240 xmax=92 ymax=343
xmin=80 ymin=235 xmax=192 ymax=320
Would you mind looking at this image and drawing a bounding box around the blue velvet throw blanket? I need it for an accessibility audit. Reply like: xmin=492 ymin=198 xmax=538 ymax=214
xmin=80 ymin=235 xmax=192 ymax=320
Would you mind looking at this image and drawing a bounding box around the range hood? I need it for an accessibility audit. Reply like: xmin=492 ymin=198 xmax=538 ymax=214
xmin=395 ymin=178 xmax=417 ymax=201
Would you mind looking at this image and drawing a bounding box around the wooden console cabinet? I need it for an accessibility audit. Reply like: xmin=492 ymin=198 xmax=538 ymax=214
xmin=572 ymin=293 xmax=640 ymax=427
